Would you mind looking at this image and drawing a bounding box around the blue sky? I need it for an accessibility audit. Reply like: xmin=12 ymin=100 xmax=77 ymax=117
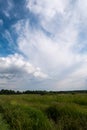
xmin=0 ymin=0 xmax=87 ymax=91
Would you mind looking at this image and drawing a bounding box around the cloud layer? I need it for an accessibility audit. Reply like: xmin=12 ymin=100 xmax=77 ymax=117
xmin=0 ymin=0 xmax=87 ymax=90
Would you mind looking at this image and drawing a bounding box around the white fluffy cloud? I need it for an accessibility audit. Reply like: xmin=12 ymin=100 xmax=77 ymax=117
xmin=1 ymin=0 xmax=87 ymax=90
xmin=0 ymin=54 xmax=47 ymax=79
xmin=0 ymin=53 xmax=48 ymax=89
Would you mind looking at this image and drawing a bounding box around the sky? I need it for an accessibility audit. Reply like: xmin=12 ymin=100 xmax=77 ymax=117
xmin=0 ymin=0 xmax=87 ymax=91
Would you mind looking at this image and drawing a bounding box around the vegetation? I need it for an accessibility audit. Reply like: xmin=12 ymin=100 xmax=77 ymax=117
xmin=0 ymin=89 xmax=87 ymax=95
xmin=0 ymin=90 xmax=87 ymax=129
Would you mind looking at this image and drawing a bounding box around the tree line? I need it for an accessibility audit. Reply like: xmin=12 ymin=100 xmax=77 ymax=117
xmin=0 ymin=89 xmax=87 ymax=95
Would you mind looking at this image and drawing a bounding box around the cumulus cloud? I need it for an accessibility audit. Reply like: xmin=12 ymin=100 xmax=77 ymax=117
xmin=0 ymin=54 xmax=47 ymax=79
xmin=0 ymin=53 xmax=48 ymax=89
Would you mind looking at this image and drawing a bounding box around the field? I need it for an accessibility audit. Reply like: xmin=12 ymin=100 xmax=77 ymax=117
xmin=0 ymin=93 xmax=87 ymax=130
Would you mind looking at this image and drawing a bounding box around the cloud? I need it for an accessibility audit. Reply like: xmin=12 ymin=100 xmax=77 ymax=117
xmin=26 ymin=0 xmax=69 ymax=20
xmin=3 ymin=0 xmax=14 ymax=18
xmin=0 ymin=53 xmax=47 ymax=79
xmin=14 ymin=19 xmax=80 ymax=72
xmin=1 ymin=0 xmax=87 ymax=90
xmin=12 ymin=0 xmax=87 ymax=90
xmin=55 ymin=58 xmax=87 ymax=90
xmin=3 ymin=30 xmax=14 ymax=44
xmin=0 ymin=53 xmax=48 ymax=89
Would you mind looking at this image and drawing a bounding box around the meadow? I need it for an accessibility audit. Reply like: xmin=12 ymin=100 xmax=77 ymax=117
xmin=0 ymin=93 xmax=87 ymax=130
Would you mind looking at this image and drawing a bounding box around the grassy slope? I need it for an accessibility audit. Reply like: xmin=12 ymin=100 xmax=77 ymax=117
xmin=0 ymin=94 xmax=87 ymax=130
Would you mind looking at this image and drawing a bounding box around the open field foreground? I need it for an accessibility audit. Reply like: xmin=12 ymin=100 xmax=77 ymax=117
xmin=0 ymin=93 xmax=87 ymax=130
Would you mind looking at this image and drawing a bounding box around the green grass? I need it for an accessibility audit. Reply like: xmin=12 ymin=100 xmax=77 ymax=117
xmin=0 ymin=93 xmax=87 ymax=129
xmin=0 ymin=113 xmax=10 ymax=130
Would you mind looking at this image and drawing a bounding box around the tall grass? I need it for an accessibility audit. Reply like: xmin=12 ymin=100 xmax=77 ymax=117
xmin=0 ymin=94 xmax=87 ymax=130
xmin=0 ymin=104 xmax=53 ymax=130
xmin=0 ymin=114 xmax=10 ymax=130
xmin=45 ymin=104 xmax=87 ymax=130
